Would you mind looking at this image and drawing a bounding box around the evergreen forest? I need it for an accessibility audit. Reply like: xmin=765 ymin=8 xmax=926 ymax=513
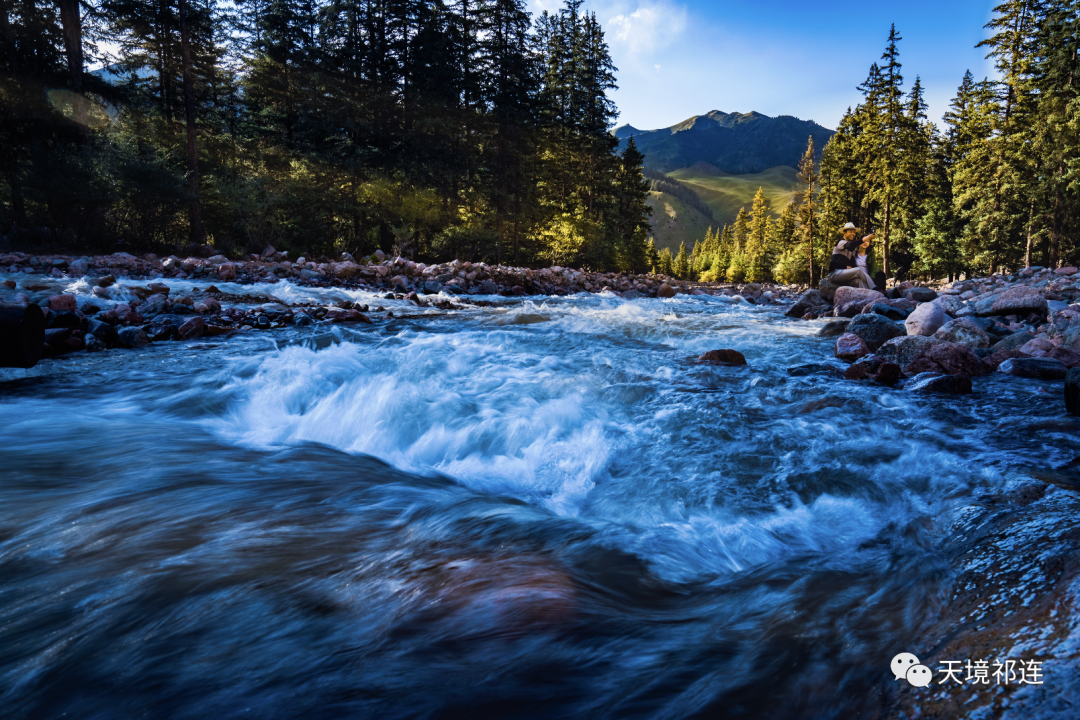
xmin=0 ymin=0 xmax=653 ymax=270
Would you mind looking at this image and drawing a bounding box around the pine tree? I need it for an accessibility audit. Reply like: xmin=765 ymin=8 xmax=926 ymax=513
xmin=673 ymin=241 xmax=689 ymax=279
xmin=795 ymin=136 xmax=819 ymax=283
xmin=745 ymin=187 xmax=772 ymax=282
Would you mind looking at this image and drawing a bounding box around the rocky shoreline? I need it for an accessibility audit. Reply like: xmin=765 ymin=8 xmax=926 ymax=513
xmin=0 ymin=249 xmax=800 ymax=361
xmin=780 ymin=267 xmax=1080 ymax=408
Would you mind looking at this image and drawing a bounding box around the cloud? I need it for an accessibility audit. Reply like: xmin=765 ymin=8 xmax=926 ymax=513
xmin=606 ymin=2 xmax=688 ymax=55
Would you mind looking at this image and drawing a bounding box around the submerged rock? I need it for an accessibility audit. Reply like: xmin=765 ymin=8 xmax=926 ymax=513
xmin=697 ymin=349 xmax=747 ymax=366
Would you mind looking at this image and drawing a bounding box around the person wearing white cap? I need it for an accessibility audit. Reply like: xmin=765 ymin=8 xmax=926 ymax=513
xmin=828 ymin=223 xmax=877 ymax=290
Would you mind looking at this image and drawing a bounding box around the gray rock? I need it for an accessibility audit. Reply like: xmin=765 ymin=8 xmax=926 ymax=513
xmin=933 ymin=318 xmax=991 ymax=349
xmin=932 ymin=294 xmax=965 ymax=316
xmin=997 ymin=357 xmax=1067 ymax=380
xmin=991 ymin=286 xmax=1047 ymax=316
xmin=877 ymin=335 xmax=943 ymax=367
xmin=1048 ymin=300 xmax=1069 ymax=313
xmin=907 ymin=372 xmax=973 ymax=395
xmin=423 ymin=280 xmax=443 ymax=294
xmin=905 ymin=302 xmax=947 ymax=336
xmin=866 ymin=302 xmax=909 ymax=321
xmin=785 ymin=289 xmax=829 ymax=318
xmin=86 ymin=319 xmax=119 ymax=347
xmin=117 ymin=327 xmax=149 ymax=348
xmin=480 ymin=279 xmax=498 ymax=294
xmin=817 ymin=319 xmax=851 ymax=337
xmin=300 ymin=269 xmax=325 ymax=281
xmin=84 ymin=333 xmax=106 ymax=352
xmin=847 ymin=313 xmax=905 ymax=351
xmin=992 ymin=331 xmax=1035 ymax=351
xmin=904 ymin=287 xmax=938 ymax=302
xmin=816 ymin=277 xmax=841 ymax=303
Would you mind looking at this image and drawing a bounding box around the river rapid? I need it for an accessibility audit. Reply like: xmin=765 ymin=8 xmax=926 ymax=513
xmin=3 ymin=276 xmax=1080 ymax=719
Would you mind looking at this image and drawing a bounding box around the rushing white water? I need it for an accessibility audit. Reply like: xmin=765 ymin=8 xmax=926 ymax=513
xmin=2 ymin=274 xmax=1075 ymax=719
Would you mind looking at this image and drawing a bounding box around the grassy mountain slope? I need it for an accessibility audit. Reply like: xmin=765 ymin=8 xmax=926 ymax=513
xmin=646 ymin=190 xmax=716 ymax=253
xmin=668 ymin=164 xmax=799 ymax=229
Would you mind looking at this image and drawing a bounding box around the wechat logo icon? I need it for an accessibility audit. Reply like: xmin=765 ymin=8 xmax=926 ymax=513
xmin=892 ymin=652 xmax=933 ymax=688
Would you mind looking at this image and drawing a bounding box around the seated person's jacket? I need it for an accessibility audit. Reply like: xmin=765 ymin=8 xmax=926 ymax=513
xmin=829 ymin=239 xmax=862 ymax=272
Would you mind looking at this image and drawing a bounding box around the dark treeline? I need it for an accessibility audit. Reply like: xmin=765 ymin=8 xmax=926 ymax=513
xmin=0 ymin=0 xmax=653 ymax=270
xmin=677 ymin=0 xmax=1080 ymax=286
xmin=643 ymin=167 xmax=715 ymax=223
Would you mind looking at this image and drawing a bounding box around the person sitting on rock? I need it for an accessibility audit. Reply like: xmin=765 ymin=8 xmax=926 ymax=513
xmin=828 ymin=223 xmax=877 ymax=290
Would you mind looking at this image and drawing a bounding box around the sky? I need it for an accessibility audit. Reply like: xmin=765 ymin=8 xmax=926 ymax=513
xmin=528 ymin=0 xmax=1000 ymax=132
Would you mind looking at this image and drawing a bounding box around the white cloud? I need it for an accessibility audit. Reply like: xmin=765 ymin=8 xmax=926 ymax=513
xmin=655 ymin=64 xmax=661 ymax=74
xmin=606 ymin=2 xmax=688 ymax=55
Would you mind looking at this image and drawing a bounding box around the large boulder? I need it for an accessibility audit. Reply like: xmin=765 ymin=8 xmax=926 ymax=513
xmin=905 ymin=302 xmax=947 ymax=337
xmin=816 ymin=277 xmax=841 ymax=303
xmin=904 ymin=342 xmax=988 ymax=377
xmin=971 ymin=290 xmax=1008 ymax=316
xmin=877 ymin=335 xmax=943 ymax=367
xmin=656 ymin=283 xmax=675 ymax=298
xmin=865 ymin=302 xmax=909 ymax=321
xmin=785 ymin=289 xmax=829 ymax=318
xmin=907 ymin=373 xmax=973 ymax=395
xmin=991 ymin=286 xmax=1048 ymax=316
xmin=697 ymin=349 xmax=747 ymax=366
xmin=847 ymin=313 xmax=905 ymax=351
xmin=833 ymin=286 xmax=883 ymax=310
xmin=997 ymin=357 xmax=1067 ymax=380
xmin=836 ymin=333 xmax=870 ymax=362
xmin=1049 ymin=347 xmax=1080 ymax=368
xmin=333 ymin=261 xmax=362 ymax=279
xmin=933 ymin=318 xmax=991 ymax=349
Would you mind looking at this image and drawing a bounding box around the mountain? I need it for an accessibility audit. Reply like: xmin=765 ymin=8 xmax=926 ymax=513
xmin=646 ymin=190 xmax=715 ymax=253
xmin=615 ymin=110 xmax=834 ymax=174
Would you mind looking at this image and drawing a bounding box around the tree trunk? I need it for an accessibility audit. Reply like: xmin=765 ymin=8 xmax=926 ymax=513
xmin=882 ymin=193 xmax=891 ymax=278
xmin=178 ymin=0 xmax=204 ymax=242
xmin=1024 ymin=196 xmax=1035 ymax=268
xmin=56 ymin=0 xmax=86 ymax=128
xmin=1 ymin=0 xmax=19 ymax=76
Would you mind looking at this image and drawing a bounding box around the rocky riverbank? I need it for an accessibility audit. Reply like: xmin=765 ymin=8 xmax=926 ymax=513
xmin=784 ymin=267 xmax=1080 ymax=407
xmin=0 ymin=250 xmax=801 ymax=361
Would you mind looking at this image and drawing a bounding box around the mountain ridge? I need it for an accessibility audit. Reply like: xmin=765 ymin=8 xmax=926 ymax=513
xmin=616 ymin=110 xmax=835 ymax=175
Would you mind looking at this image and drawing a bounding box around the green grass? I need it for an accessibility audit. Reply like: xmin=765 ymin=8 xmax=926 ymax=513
xmin=667 ymin=164 xmax=800 ymax=229
xmin=646 ymin=190 xmax=716 ymax=253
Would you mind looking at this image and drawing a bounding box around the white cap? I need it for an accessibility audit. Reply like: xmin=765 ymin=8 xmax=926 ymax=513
xmin=840 ymin=222 xmax=858 ymax=231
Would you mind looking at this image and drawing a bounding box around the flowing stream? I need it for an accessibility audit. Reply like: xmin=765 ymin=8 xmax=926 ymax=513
xmin=2 ymin=276 xmax=1079 ymax=719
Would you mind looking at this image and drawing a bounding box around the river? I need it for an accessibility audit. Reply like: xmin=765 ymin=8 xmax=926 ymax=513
xmin=2 ymin=275 xmax=1079 ymax=719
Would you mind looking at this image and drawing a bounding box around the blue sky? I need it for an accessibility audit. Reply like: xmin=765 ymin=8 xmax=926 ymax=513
xmin=529 ymin=0 xmax=999 ymax=131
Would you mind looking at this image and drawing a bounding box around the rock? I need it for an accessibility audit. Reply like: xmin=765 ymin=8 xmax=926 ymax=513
xmin=325 ymin=309 xmax=372 ymax=323
xmin=206 ymin=254 xmax=229 ymax=265
xmin=1055 ymin=266 xmax=1078 ymax=276
xmin=44 ymin=327 xmax=73 ymax=344
xmin=334 ymin=261 xmax=362 ymax=279
xmin=116 ymin=327 xmax=149 ymax=348
xmin=657 ymin=283 xmax=675 ymax=298
xmin=997 ymin=357 xmax=1067 ymax=380
xmin=984 ymin=348 xmax=1025 ymax=371
xmin=817 ymin=320 xmax=851 ymax=337
xmin=96 ymin=275 xmax=115 ymax=288
xmin=866 ymin=302 xmax=908 ymax=321
xmin=423 ymin=280 xmax=443 ymax=294
xmin=815 ymin=277 xmax=840 ymax=303
xmin=69 ymin=258 xmax=89 ymax=275
xmin=1067 ymin=368 xmax=1080 ymax=415
xmin=905 ymin=302 xmax=947 ymax=337
xmin=479 ymin=279 xmax=498 ymax=294
xmin=178 ymin=317 xmax=205 ymax=340
xmin=877 ymin=335 xmax=943 ymax=367
xmin=145 ymin=322 xmax=177 ymax=342
xmin=218 ymin=263 xmax=237 ymax=281
xmin=1048 ymin=347 xmax=1080 ymax=368
xmin=933 ymin=318 xmax=991 ymax=349
xmin=904 ymin=342 xmax=988 ymax=377
xmin=1019 ymin=337 xmax=1055 ymax=356
xmin=844 ymin=354 xmax=901 ymax=384
xmin=390 ymin=275 xmax=409 ymax=290
xmin=932 ymin=294 xmax=965 ymax=316
xmin=300 ymin=269 xmax=325 ymax=282
xmin=836 ymin=333 xmax=870 ymax=362
xmin=907 ymin=373 xmax=973 ymax=395
xmin=140 ymin=294 xmax=168 ymax=317
xmin=833 ymin=286 xmax=883 ymax=309
xmin=847 ymin=313 xmax=905 ymax=351
xmin=697 ymin=349 xmax=747 ymax=366
xmin=903 ymin=287 xmax=937 ymax=302
xmin=621 ymin=289 xmax=641 ymax=299
xmin=991 ymin=286 xmax=1048 ymax=316
xmin=48 ymin=294 xmax=77 ymax=312
xmin=48 ymin=311 xmax=82 ymax=329
xmin=260 ymin=245 xmax=277 ymax=259
xmin=87 ymin=319 xmax=118 ymax=347
xmin=1048 ymin=300 xmax=1069 ymax=313
xmin=84 ymin=333 xmax=105 ymax=352
xmin=992 ymin=330 xmax=1035 ymax=351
